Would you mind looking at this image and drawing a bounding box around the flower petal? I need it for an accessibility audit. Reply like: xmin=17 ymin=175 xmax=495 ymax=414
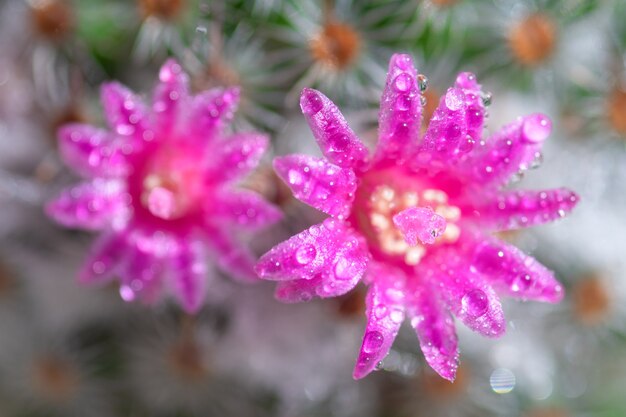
xmin=58 ymin=124 xmax=132 ymax=178
xmin=472 ymin=238 xmax=564 ymax=303
xmin=188 ymin=87 xmax=240 ymax=140
xmin=118 ymin=242 xmax=164 ymax=305
xmin=100 ymin=82 xmax=150 ymax=141
xmin=256 ymin=218 xmax=369 ymax=286
xmin=454 ymin=72 xmax=486 ymax=144
xmin=45 ymin=180 xmax=129 ymax=231
xmin=474 ymin=188 xmax=579 ymax=231
xmin=273 ymin=154 xmax=356 ymax=219
xmin=424 ymin=250 xmax=505 ymax=337
xmin=209 ymin=189 xmax=282 ymax=231
xmin=376 ymin=53 xmax=422 ymax=160
xmin=406 ymin=284 xmax=459 ymax=381
xmin=461 ymin=113 xmax=552 ymax=186
xmin=79 ymin=232 xmax=128 ymax=284
xmin=393 ymin=206 xmax=447 ymax=245
xmin=168 ymin=240 xmax=208 ymax=314
xmin=299 ymin=88 xmax=369 ymax=169
xmin=353 ymin=262 xmax=406 ymax=379
xmin=153 ymin=59 xmax=189 ymax=135
xmin=203 ymin=226 xmax=259 ymax=282
xmin=207 ymin=133 xmax=268 ymax=182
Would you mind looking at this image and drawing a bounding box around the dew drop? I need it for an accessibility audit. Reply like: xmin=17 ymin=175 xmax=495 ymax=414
xmin=363 ymin=331 xmax=384 ymax=353
xmin=374 ymin=304 xmax=388 ymax=318
xmin=301 ymin=89 xmax=324 ymax=115
xmin=294 ymin=244 xmax=317 ymax=265
xmin=522 ymin=114 xmax=551 ymax=143
xmin=511 ymin=274 xmax=532 ymax=292
xmin=390 ymin=308 xmax=404 ymax=323
xmin=445 ymin=88 xmax=464 ymax=111
xmin=334 ymin=258 xmax=353 ymax=280
xmin=461 ymin=289 xmax=488 ymax=317
xmin=393 ymin=73 xmax=413 ymax=92
xmin=481 ymin=91 xmax=493 ymax=107
xmin=417 ymin=74 xmax=429 ymax=92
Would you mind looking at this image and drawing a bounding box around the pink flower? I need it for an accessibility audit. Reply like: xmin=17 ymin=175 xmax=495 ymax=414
xmin=47 ymin=59 xmax=281 ymax=313
xmin=255 ymin=54 xmax=579 ymax=381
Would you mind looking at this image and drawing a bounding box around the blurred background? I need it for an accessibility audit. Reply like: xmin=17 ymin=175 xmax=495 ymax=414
xmin=0 ymin=0 xmax=625 ymax=416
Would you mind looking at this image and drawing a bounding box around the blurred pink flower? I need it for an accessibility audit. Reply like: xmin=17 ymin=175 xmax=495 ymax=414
xmin=47 ymin=59 xmax=281 ymax=313
xmin=256 ymin=53 xmax=578 ymax=381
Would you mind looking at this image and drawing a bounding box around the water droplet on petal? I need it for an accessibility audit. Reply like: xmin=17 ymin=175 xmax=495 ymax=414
xmin=511 ymin=274 xmax=532 ymax=292
xmin=390 ymin=308 xmax=404 ymax=323
xmin=481 ymin=91 xmax=493 ymax=107
xmin=334 ymin=258 xmax=353 ymax=280
xmin=461 ymin=289 xmax=489 ymax=317
xmin=417 ymin=74 xmax=429 ymax=92
xmin=522 ymin=114 xmax=551 ymax=143
xmin=294 ymin=244 xmax=317 ymax=265
xmin=301 ymin=89 xmax=324 ymax=115
xmin=363 ymin=331 xmax=384 ymax=353
xmin=445 ymin=88 xmax=465 ymax=111
xmin=393 ymin=73 xmax=413 ymax=92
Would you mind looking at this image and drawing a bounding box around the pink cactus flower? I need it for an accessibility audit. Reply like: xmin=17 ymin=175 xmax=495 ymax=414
xmin=47 ymin=59 xmax=281 ymax=313
xmin=255 ymin=54 xmax=579 ymax=381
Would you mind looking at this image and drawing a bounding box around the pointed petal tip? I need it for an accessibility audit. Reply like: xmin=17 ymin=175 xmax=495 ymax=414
xmin=455 ymin=72 xmax=479 ymax=90
xmin=300 ymin=88 xmax=325 ymax=115
xmin=158 ymin=58 xmax=185 ymax=83
xmin=389 ymin=53 xmax=414 ymax=70
xmin=522 ymin=113 xmax=552 ymax=143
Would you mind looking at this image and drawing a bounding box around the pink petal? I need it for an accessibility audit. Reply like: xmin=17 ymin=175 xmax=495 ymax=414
xmin=209 ymin=189 xmax=282 ymax=231
xmin=79 ymin=232 xmax=128 ymax=284
xmin=475 ymin=188 xmax=579 ymax=231
xmin=416 ymin=87 xmax=472 ymax=160
xmin=299 ymin=88 xmax=369 ymax=170
xmin=256 ymin=219 xmax=369 ymax=286
xmin=45 ymin=180 xmax=129 ymax=231
xmin=153 ymin=59 xmax=189 ymax=135
xmin=393 ymin=206 xmax=447 ymax=245
xmin=461 ymin=113 xmax=551 ymax=186
xmin=100 ymin=82 xmax=150 ymax=141
xmin=454 ymin=72 xmax=486 ymax=145
xmin=472 ymin=238 xmax=564 ymax=303
xmin=168 ymin=240 xmax=208 ymax=314
xmin=375 ymin=54 xmax=422 ymax=160
xmin=58 ymin=124 xmax=132 ymax=178
xmin=353 ymin=262 xmax=406 ymax=379
xmin=118 ymin=243 xmax=164 ymax=305
xmin=273 ymin=155 xmax=357 ymax=219
xmin=424 ymin=251 xmax=506 ymax=337
xmin=207 ymin=133 xmax=268 ymax=182
xmin=188 ymin=87 xmax=240 ymax=140
xmin=406 ymin=285 xmax=459 ymax=381
xmin=203 ymin=226 xmax=259 ymax=282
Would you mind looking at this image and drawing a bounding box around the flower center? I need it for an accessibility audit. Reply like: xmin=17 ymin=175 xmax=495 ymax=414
xmin=140 ymin=145 xmax=205 ymax=221
xmin=571 ymin=275 xmax=611 ymax=325
xmin=354 ymin=171 xmax=461 ymax=266
xmin=138 ymin=0 xmax=185 ymax=20
xmin=607 ymin=88 xmax=626 ymax=135
xmin=32 ymin=355 xmax=79 ymax=403
xmin=30 ymin=0 xmax=75 ymax=40
xmin=309 ymin=21 xmax=362 ymax=71
xmin=507 ymin=13 xmax=556 ymax=66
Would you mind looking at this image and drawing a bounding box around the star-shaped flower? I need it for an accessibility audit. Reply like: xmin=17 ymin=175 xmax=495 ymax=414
xmin=47 ymin=59 xmax=281 ymax=313
xmin=255 ymin=54 xmax=579 ymax=380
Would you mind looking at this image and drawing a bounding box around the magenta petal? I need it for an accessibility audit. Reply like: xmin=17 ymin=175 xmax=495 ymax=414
xmin=169 ymin=240 xmax=208 ymax=314
xmin=45 ymin=180 xmax=129 ymax=231
xmin=100 ymin=82 xmax=150 ymax=141
xmin=203 ymin=226 xmax=258 ymax=282
xmin=477 ymin=188 xmax=579 ymax=231
xmin=208 ymin=133 xmax=268 ymax=182
xmin=153 ymin=59 xmax=189 ymax=134
xmin=406 ymin=285 xmax=459 ymax=381
xmin=376 ymin=53 xmax=422 ymax=160
xmin=256 ymin=218 xmax=369 ymax=284
xmin=353 ymin=262 xmax=406 ymax=379
xmin=79 ymin=232 xmax=128 ymax=284
xmin=119 ymin=243 xmax=163 ymax=304
xmin=210 ymin=189 xmax=282 ymax=231
xmin=454 ymin=72 xmax=486 ymax=145
xmin=273 ymin=155 xmax=357 ymax=219
xmin=393 ymin=206 xmax=447 ymax=245
xmin=462 ymin=113 xmax=551 ymax=186
xmin=472 ymin=238 xmax=564 ymax=303
xmin=189 ymin=87 xmax=240 ymax=140
xmin=425 ymin=253 xmax=505 ymax=337
xmin=299 ymin=88 xmax=369 ymax=169
xmin=58 ymin=124 xmax=131 ymax=178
